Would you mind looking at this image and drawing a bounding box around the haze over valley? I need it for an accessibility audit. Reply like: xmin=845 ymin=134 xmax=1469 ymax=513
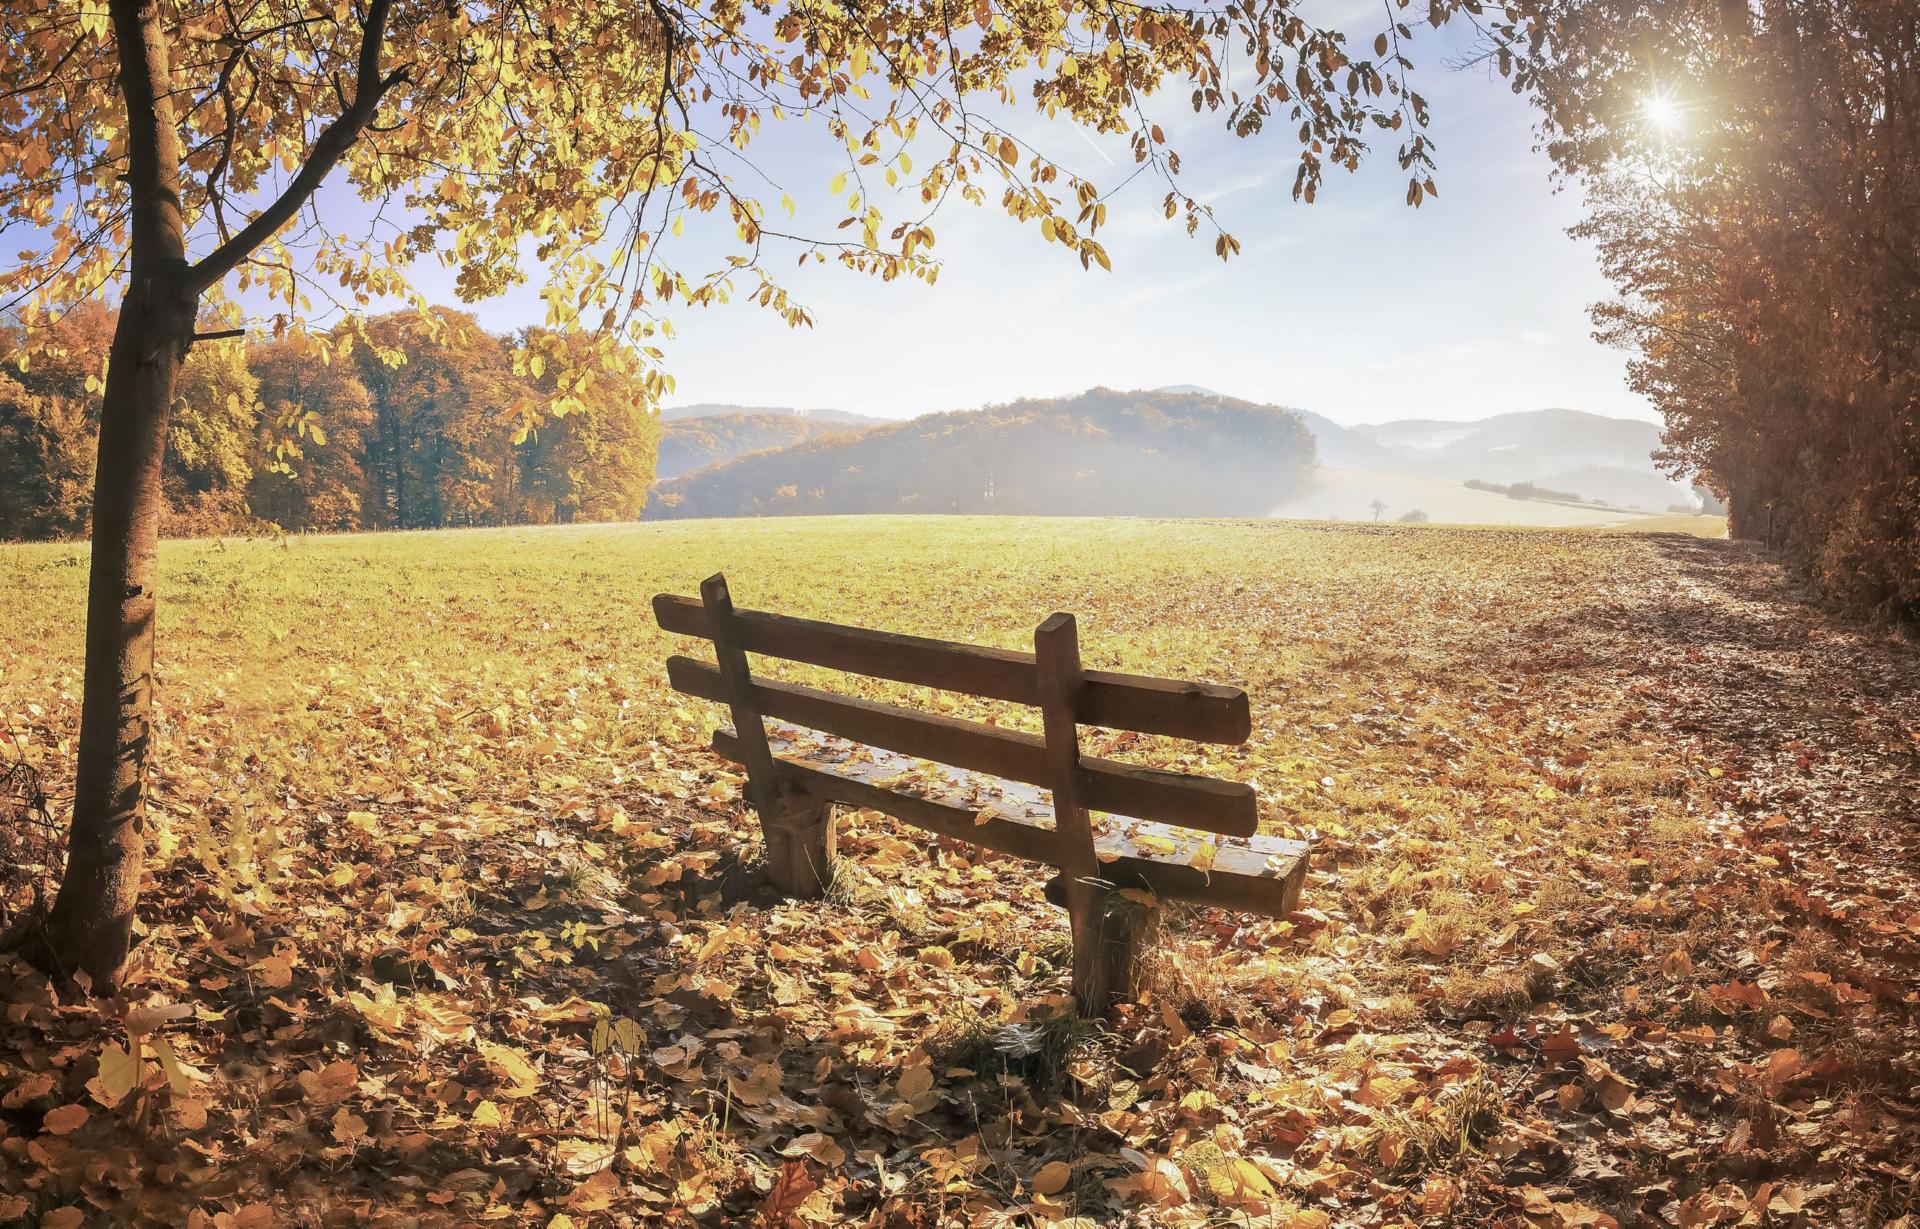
xmin=655 ymin=386 xmax=1707 ymax=526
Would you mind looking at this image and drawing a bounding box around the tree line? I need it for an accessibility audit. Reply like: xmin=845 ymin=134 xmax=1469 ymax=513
xmin=0 ymin=305 xmax=660 ymax=541
xmin=1515 ymin=0 xmax=1920 ymax=619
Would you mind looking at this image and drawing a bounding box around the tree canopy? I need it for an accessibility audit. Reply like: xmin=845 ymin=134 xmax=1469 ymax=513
xmin=0 ymin=309 xmax=663 ymax=539
xmin=1512 ymin=0 xmax=1920 ymax=617
xmin=3 ymin=0 xmax=1464 ymax=401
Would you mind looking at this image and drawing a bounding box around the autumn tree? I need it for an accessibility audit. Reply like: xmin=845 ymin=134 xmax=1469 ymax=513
xmin=248 ymin=336 xmax=379 ymax=532
xmin=0 ymin=383 xmax=97 ymax=541
xmin=351 ymin=310 xmax=526 ymax=529
xmin=514 ymin=329 xmax=662 ymax=525
xmin=1503 ymin=0 xmax=1920 ymax=616
xmin=0 ymin=302 xmax=115 ymax=540
xmin=1 ymin=0 xmax=1464 ymax=985
xmin=164 ymin=338 xmax=259 ymax=534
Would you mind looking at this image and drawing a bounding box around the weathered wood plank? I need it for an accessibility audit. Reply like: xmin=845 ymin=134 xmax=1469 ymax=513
xmin=654 ymin=592 xmax=1250 ymax=744
xmin=699 ymin=575 xmax=776 ymax=816
xmin=703 ymin=574 xmax=832 ymax=898
xmin=667 ymin=655 xmax=1257 ymax=836
xmin=1034 ymin=612 xmax=1112 ymax=1014
xmin=710 ymin=727 xmax=1309 ymax=917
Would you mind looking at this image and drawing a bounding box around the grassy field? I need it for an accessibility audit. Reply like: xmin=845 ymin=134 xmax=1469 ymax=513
xmin=1266 ymin=469 xmax=1721 ymax=529
xmin=2 ymin=515 xmax=1917 ymax=1227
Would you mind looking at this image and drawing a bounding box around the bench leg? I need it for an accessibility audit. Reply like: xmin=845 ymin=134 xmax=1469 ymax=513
xmin=761 ymin=789 xmax=838 ymax=899
xmin=1049 ymin=875 xmax=1161 ymax=1016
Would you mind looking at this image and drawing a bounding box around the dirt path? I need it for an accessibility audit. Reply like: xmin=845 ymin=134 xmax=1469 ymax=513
xmin=1463 ymin=535 xmax=1920 ymax=1225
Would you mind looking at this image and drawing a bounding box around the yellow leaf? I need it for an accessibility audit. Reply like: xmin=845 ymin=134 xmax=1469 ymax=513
xmin=479 ymin=1041 xmax=542 ymax=1097
xmin=98 ymin=1042 xmax=140 ymax=1101
xmin=152 ymin=1036 xmax=208 ymax=1097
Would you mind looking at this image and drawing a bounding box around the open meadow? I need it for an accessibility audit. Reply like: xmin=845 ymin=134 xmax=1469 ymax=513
xmin=3 ymin=515 xmax=1919 ymax=1227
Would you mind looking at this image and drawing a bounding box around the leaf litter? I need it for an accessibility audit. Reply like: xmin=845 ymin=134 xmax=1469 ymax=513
xmin=0 ymin=517 xmax=1914 ymax=1226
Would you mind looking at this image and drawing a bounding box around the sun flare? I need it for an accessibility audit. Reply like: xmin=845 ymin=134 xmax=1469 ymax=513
xmin=1642 ymin=87 xmax=1686 ymax=134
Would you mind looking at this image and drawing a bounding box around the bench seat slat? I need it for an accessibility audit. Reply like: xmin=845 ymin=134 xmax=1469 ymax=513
xmin=710 ymin=726 xmax=1309 ymax=917
xmin=655 ymin=593 xmax=1250 ymax=744
xmin=668 ymin=656 xmax=1257 ymax=837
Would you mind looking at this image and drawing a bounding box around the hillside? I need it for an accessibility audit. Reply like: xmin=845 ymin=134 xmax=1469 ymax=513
xmin=647 ymin=388 xmax=1317 ymax=519
xmin=1291 ymin=408 xmax=1403 ymax=468
xmin=653 ymin=390 xmax=1690 ymax=524
xmin=657 ymin=412 xmax=868 ymax=479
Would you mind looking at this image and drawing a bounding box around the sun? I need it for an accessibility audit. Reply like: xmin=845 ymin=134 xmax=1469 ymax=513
xmin=1642 ymin=86 xmax=1686 ymax=134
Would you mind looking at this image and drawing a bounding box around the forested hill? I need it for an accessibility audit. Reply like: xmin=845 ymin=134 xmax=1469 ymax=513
xmin=658 ymin=412 xmax=869 ymax=479
xmin=646 ymin=388 xmax=1317 ymax=519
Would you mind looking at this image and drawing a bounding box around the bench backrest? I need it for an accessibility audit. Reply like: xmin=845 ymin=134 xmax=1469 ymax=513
xmin=654 ymin=574 xmax=1256 ymax=871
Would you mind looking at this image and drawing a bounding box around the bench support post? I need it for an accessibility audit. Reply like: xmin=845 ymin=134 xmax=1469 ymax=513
xmin=1036 ymin=612 xmax=1127 ymax=1016
xmin=1044 ymin=873 xmax=1160 ymax=1008
xmin=703 ymin=573 xmax=838 ymax=899
xmin=763 ymin=790 xmax=838 ymax=898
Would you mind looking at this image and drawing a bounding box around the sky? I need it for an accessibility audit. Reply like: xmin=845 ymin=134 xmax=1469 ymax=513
xmin=291 ymin=10 xmax=1654 ymax=428
xmin=613 ymin=18 xmax=1656 ymax=426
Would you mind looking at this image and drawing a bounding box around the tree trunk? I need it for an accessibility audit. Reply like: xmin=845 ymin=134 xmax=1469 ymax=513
xmin=16 ymin=0 xmax=398 ymax=988
xmin=43 ymin=280 xmax=195 ymax=987
xmin=34 ymin=0 xmax=196 ymax=989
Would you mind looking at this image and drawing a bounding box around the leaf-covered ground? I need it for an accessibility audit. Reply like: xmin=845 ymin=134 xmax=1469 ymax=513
xmin=1 ymin=516 xmax=1916 ymax=1228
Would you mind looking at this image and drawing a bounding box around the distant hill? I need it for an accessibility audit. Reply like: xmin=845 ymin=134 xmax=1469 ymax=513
xmin=1156 ymin=388 xmax=1689 ymax=512
xmin=660 ymin=402 xmax=888 ymax=427
xmin=1152 ymin=386 xmax=1396 ymax=469
xmin=647 ymin=388 xmax=1317 ymax=519
xmin=658 ymin=413 xmax=869 ymax=480
xmin=1347 ymin=408 xmax=1687 ymax=509
xmin=1353 ymin=408 xmax=1660 ymax=474
xmin=1290 ymin=409 xmax=1403 ymax=469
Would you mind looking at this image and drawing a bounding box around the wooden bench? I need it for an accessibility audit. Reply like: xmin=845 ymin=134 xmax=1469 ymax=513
xmin=654 ymin=573 xmax=1308 ymax=1014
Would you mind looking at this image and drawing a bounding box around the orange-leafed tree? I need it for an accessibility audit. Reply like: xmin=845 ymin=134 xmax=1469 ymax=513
xmin=1503 ymin=0 xmax=1920 ymax=617
xmin=1 ymin=0 xmax=1466 ymax=986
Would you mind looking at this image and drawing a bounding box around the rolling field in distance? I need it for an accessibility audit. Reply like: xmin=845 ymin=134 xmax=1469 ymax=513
xmin=3 ymin=515 xmax=1918 ymax=1226
xmin=1266 ymin=468 xmax=1720 ymax=529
